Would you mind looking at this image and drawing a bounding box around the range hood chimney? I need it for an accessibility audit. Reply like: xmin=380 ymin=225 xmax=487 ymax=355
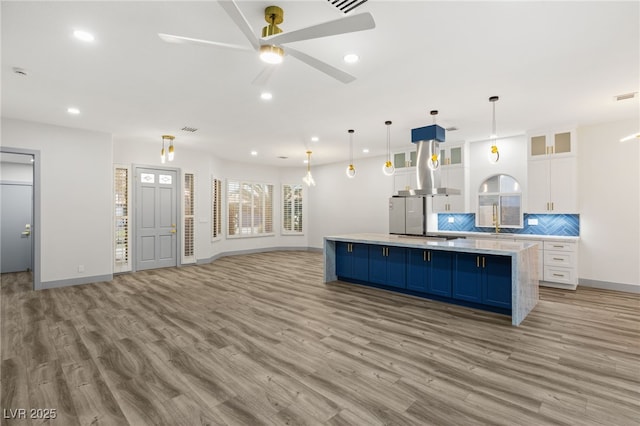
xmin=398 ymin=110 xmax=460 ymax=197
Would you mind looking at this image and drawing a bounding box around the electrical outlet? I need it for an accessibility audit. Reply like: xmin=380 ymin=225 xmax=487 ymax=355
xmin=527 ymin=218 xmax=538 ymax=226
xmin=78 ymin=265 xmax=85 ymax=273
xmin=448 ymin=217 xmax=455 ymax=223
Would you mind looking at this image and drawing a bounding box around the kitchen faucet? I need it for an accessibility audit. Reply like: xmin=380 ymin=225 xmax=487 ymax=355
xmin=492 ymin=203 xmax=500 ymax=234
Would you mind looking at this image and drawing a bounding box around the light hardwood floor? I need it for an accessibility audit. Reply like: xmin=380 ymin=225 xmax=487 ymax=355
xmin=1 ymin=250 xmax=639 ymax=425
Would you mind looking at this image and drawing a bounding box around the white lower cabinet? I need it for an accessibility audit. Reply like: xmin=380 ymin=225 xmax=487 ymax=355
xmin=541 ymin=241 xmax=578 ymax=289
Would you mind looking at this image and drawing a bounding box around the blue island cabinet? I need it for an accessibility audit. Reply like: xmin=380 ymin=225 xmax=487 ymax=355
xmin=369 ymin=245 xmax=407 ymax=288
xmin=336 ymin=242 xmax=369 ymax=281
xmin=453 ymin=253 xmax=512 ymax=309
xmin=407 ymin=249 xmax=453 ymax=297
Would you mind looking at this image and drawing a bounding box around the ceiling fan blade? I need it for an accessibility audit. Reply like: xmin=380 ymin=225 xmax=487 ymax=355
xmin=252 ymin=67 xmax=277 ymax=86
xmin=286 ymin=47 xmax=356 ymax=84
xmin=158 ymin=33 xmax=251 ymax=51
xmin=263 ymin=12 xmax=375 ymax=45
xmin=217 ymin=0 xmax=261 ymax=51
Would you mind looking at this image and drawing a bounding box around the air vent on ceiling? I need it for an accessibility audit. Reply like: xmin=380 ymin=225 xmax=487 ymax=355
xmin=327 ymin=0 xmax=368 ymax=14
xmin=278 ymin=156 xmax=288 ymax=160
xmin=614 ymin=92 xmax=638 ymax=102
xmin=446 ymin=126 xmax=458 ymax=132
xmin=181 ymin=126 xmax=198 ymax=132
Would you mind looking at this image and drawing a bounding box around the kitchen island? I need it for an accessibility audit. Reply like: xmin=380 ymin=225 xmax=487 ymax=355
xmin=324 ymin=233 xmax=539 ymax=326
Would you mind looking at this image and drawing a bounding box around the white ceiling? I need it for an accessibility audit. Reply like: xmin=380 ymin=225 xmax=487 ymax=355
xmin=2 ymin=1 xmax=638 ymax=166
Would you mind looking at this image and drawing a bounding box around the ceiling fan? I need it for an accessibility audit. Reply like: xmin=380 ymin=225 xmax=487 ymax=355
xmin=158 ymin=0 xmax=376 ymax=84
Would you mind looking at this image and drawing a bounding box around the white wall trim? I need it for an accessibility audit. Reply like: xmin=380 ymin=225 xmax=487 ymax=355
xmin=578 ymin=278 xmax=640 ymax=294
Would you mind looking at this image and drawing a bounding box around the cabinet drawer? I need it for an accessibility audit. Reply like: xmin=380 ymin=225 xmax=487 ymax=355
xmin=544 ymin=251 xmax=575 ymax=267
xmin=543 ymin=266 xmax=576 ymax=285
xmin=543 ymin=241 xmax=576 ymax=252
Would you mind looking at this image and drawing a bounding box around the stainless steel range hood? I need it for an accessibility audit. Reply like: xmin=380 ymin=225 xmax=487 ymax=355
xmin=397 ymin=123 xmax=460 ymax=197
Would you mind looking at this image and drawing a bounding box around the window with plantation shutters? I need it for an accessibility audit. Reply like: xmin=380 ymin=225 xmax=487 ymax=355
xmin=282 ymin=184 xmax=303 ymax=234
xmin=183 ymin=173 xmax=195 ymax=263
xmin=212 ymin=177 xmax=222 ymax=240
xmin=114 ymin=165 xmax=131 ymax=272
xmin=227 ymin=179 xmax=274 ymax=238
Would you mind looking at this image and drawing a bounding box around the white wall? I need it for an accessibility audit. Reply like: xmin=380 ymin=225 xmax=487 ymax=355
xmin=1 ymin=118 xmax=113 ymax=286
xmin=0 ymin=162 xmax=33 ymax=183
xmin=308 ymin=155 xmax=394 ymax=248
xmin=468 ymin=135 xmax=528 ymax=213
xmin=577 ymin=118 xmax=639 ymax=288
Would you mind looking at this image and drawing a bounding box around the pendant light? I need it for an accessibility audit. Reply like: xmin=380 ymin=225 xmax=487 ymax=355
xmin=488 ymin=96 xmax=499 ymax=163
xmin=161 ymin=135 xmax=175 ymax=163
xmin=382 ymin=120 xmax=395 ymax=176
xmin=427 ymin=110 xmax=440 ymax=171
xmin=303 ymin=150 xmax=316 ymax=186
xmin=346 ymin=129 xmax=356 ymax=178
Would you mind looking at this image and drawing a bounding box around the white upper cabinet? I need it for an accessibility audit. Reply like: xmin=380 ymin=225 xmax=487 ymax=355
xmin=439 ymin=142 xmax=465 ymax=167
xmin=393 ymin=168 xmax=417 ymax=195
xmin=527 ymin=156 xmax=577 ymax=213
xmin=432 ymin=167 xmax=466 ymax=213
xmin=393 ymin=149 xmax=417 ymax=169
xmin=528 ymin=129 xmax=576 ymax=160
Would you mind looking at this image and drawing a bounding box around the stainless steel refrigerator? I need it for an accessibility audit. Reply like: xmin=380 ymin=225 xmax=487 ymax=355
xmin=389 ymin=197 xmax=426 ymax=236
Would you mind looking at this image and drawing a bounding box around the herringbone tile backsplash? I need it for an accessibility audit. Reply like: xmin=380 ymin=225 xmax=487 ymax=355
xmin=437 ymin=213 xmax=579 ymax=236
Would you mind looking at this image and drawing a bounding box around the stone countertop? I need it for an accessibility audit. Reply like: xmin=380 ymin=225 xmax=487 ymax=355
xmin=324 ymin=233 xmax=537 ymax=256
xmin=431 ymin=230 xmax=579 ymax=242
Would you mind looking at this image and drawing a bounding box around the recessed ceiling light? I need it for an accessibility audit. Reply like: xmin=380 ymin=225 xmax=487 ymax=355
xmin=311 ymin=136 xmax=319 ymax=142
xmin=344 ymin=53 xmax=359 ymax=64
xmin=362 ymin=148 xmax=370 ymax=153
xmin=73 ymin=30 xmax=95 ymax=42
xmin=251 ymin=150 xmax=258 ymax=156
xmin=67 ymin=107 xmax=80 ymax=115
xmin=260 ymin=92 xmax=273 ymax=101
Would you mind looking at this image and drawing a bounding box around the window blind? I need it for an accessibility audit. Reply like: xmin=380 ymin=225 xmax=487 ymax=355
xmin=282 ymin=184 xmax=303 ymax=234
xmin=212 ymin=178 xmax=222 ymax=239
xmin=183 ymin=173 xmax=195 ymax=262
xmin=227 ymin=179 xmax=274 ymax=237
xmin=114 ymin=166 xmax=131 ymax=272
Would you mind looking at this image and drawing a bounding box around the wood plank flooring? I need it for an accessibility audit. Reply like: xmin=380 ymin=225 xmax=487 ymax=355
xmin=1 ymin=250 xmax=639 ymax=425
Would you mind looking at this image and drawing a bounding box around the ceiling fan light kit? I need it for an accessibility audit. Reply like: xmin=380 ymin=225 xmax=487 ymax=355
xmin=159 ymin=0 xmax=376 ymax=83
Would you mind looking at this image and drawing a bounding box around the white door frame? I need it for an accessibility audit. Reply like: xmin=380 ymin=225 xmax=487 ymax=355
xmin=0 ymin=147 xmax=40 ymax=291
xmin=132 ymin=164 xmax=181 ymax=271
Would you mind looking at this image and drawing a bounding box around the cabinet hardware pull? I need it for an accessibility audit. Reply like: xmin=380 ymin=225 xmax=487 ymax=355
xmin=553 ymin=257 xmax=563 ymax=261
xmin=551 ymin=202 xmax=554 ymax=210
xmin=424 ymin=251 xmax=426 ymax=262
xmin=428 ymin=251 xmax=431 ymax=262
xmin=482 ymin=257 xmax=486 ymax=268
xmin=552 ymin=273 xmax=564 ymax=277
xmin=382 ymin=247 xmax=385 ymax=256
xmin=552 ymin=245 xmax=562 ymax=248
xmin=386 ymin=247 xmax=389 ymax=256
xmin=476 ymin=256 xmax=480 ymax=268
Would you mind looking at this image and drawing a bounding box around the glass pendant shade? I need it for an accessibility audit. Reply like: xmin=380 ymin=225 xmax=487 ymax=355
xmin=382 ymin=121 xmax=395 ymax=176
xmin=346 ymin=164 xmax=356 ymax=178
xmin=346 ymin=129 xmax=356 ymax=179
xmin=488 ymin=96 xmax=499 ymax=163
xmin=303 ymin=151 xmax=315 ymax=186
xmin=382 ymin=160 xmax=395 ymax=176
xmin=259 ymin=45 xmax=284 ymax=64
xmin=162 ymin=135 xmax=175 ymax=163
xmin=428 ymin=153 xmax=439 ymax=170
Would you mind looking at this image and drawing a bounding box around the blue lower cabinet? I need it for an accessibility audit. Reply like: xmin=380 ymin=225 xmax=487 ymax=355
xmin=407 ymin=249 xmax=452 ymax=297
xmin=369 ymin=245 xmax=406 ymax=288
xmin=429 ymin=251 xmax=453 ymax=297
xmin=336 ymin=242 xmax=369 ymax=281
xmin=483 ymin=255 xmax=512 ymax=309
xmin=453 ymin=253 xmax=512 ymax=309
xmin=453 ymin=253 xmax=483 ymax=303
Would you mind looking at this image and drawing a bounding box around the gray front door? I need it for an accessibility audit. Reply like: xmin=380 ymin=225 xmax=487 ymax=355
xmin=135 ymin=168 xmax=178 ymax=271
xmin=1 ymin=183 xmax=33 ymax=273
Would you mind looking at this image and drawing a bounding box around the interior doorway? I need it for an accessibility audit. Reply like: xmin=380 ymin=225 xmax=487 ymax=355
xmin=0 ymin=149 xmax=40 ymax=290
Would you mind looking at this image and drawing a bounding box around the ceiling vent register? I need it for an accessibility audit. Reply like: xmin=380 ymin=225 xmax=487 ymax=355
xmin=327 ymin=0 xmax=369 ymax=14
